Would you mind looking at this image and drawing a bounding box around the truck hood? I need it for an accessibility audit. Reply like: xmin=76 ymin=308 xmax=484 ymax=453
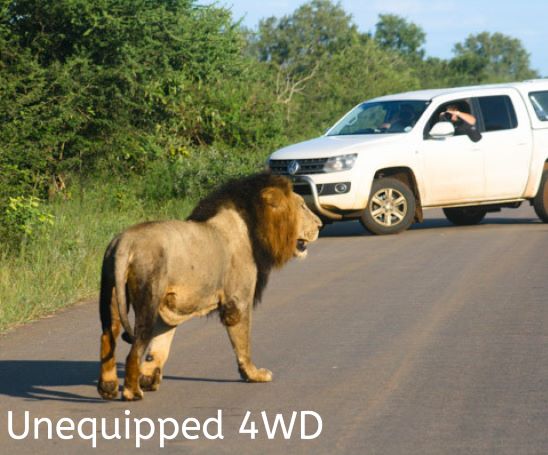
xmin=270 ymin=134 xmax=406 ymax=159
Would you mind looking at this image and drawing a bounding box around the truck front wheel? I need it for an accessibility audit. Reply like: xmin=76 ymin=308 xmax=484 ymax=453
xmin=360 ymin=178 xmax=416 ymax=235
xmin=533 ymin=169 xmax=548 ymax=222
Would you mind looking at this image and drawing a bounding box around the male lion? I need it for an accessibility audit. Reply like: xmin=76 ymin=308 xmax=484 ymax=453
xmin=97 ymin=173 xmax=321 ymax=400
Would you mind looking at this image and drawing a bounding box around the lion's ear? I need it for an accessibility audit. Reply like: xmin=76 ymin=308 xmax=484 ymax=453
xmin=261 ymin=187 xmax=284 ymax=208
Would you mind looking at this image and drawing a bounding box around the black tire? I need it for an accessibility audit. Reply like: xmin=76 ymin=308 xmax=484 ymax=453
xmin=360 ymin=177 xmax=416 ymax=235
xmin=443 ymin=206 xmax=487 ymax=226
xmin=533 ymin=169 xmax=548 ymax=222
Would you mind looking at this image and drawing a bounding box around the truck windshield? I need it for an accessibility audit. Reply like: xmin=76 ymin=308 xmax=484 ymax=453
xmin=327 ymin=100 xmax=429 ymax=136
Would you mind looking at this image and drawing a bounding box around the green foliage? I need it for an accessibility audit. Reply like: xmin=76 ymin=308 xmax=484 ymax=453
xmin=170 ymin=63 xmax=286 ymax=149
xmin=2 ymin=196 xmax=54 ymax=252
xmin=252 ymin=0 xmax=363 ymax=133
xmin=451 ymin=32 xmax=539 ymax=83
xmin=141 ymin=147 xmax=268 ymax=202
xmin=0 ymin=0 xmax=272 ymax=191
xmin=254 ymin=0 xmax=357 ymax=70
xmin=413 ymin=57 xmax=454 ymax=89
xmin=374 ymin=14 xmax=426 ymax=59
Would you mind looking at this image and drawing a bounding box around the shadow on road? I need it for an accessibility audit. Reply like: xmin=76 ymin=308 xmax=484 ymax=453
xmin=0 ymin=360 xmax=105 ymax=403
xmin=162 ymin=375 xmax=241 ymax=384
xmin=320 ymin=216 xmax=541 ymax=238
xmin=0 ymin=360 xmax=241 ymax=403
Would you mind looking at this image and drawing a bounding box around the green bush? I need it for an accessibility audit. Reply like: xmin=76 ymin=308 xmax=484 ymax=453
xmin=1 ymin=196 xmax=54 ymax=253
xmin=140 ymin=147 xmax=268 ymax=202
xmin=0 ymin=0 xmax=281 ymax=200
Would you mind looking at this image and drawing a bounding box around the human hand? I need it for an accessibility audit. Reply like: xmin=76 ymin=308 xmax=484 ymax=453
xmin=440 ymin=111 xmax=456 ymax=121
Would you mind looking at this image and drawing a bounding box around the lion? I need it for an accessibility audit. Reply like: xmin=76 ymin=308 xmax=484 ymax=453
xmin=97 ymin=173 xmax=322 ymax=401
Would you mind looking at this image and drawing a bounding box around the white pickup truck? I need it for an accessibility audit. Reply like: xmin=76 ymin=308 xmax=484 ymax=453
xmin=268 ymin=80 xmax=548 ymax=234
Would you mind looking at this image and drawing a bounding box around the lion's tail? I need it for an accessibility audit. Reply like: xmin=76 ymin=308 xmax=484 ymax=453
xmin=114 ymin=242 xmax=135 ymax=344
xmin=99 ymin=246 xmax=115 ymax=335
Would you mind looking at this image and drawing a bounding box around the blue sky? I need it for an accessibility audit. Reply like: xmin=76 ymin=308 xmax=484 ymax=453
xmin=214 ymin=0 xmax=547 ymax=77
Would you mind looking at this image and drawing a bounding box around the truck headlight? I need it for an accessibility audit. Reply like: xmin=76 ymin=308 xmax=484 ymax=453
xmin=323 ymin=154 xmax=357 ymax=173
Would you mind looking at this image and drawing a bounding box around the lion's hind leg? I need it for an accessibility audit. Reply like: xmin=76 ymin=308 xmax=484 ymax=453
xmin=140 ymin=320 xmax=177 ymax=392
xmin=122 ymin=340 xmax=146 ymax=401
xmin=122 ymin=290 xmax=162 ymax=400
xmin=122 ymin=320 xmax=157 ymax=401
xmin=222 ymin=299 xmax=273 ymax=383
xmin=98 ymin=287 xmax=121 ymax=400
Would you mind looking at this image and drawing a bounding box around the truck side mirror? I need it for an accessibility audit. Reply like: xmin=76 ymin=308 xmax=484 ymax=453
xmin=428 ymin=122 xmax=455 ymax=140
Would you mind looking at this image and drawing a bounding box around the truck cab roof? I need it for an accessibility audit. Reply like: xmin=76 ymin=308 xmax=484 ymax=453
xmin=371 ymin=79 xmax=548 ymax=103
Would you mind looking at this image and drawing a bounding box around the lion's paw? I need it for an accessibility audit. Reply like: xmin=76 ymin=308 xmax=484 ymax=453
xmin=255 ymin=368 xmax=273 ymax=382
xmin=97 ymin=380 xmax=119 ymax=400
xmin=242 ymin=367 xmax=273 ymax=383
xmin=140 ymin=368 xmax=161 ymax=392
xmin=122 ymin=386 xmax=144 ymax=401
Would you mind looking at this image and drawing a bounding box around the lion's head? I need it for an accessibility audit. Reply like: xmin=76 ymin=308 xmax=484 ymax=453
xmin=257 ymin=179 xmax=322 ymax=265
xmin=188 ymin=173 xmax=322 ymax=304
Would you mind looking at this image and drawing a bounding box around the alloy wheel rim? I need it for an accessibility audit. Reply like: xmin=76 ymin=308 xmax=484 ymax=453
xmin=369 ymin=188 xmax=408 ymax=227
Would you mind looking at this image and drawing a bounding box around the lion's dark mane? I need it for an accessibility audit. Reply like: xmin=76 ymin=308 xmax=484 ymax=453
xmin=187 ymin=173 xmax=292 ymax=306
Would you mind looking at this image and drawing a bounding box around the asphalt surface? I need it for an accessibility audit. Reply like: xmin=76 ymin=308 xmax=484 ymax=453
xmin=0 ymin=205 xmax=547 ymax=454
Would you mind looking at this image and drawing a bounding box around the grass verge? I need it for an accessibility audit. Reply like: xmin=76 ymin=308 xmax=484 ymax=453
xmin=0 ymin=179 xmax=195 ymax=333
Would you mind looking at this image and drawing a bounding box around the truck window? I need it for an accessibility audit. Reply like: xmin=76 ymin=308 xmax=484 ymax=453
xmin=477 ymin=95 xmax=517 ymax=131
xmin=529 ymin=91 xmax=548 ymax=121
xmin=424 ymin=98 xmax=476 ymax=138
xmin=327 ymin=100 xmax=428 ymax=136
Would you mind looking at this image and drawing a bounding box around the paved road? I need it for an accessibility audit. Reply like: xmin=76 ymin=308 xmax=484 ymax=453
xmin=1 ymin=206 xmax=547 ymax=454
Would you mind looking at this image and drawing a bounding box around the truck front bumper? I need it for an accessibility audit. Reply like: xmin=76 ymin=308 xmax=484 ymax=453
xmin=292 ymin=175 xmax=344 ymax=220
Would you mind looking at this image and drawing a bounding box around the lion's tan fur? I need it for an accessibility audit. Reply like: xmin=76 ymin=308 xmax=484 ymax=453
xmin=257 ymin=185 xmax=299 ymax=267
xmin=97 ymin=173 xmax=321 ymax=401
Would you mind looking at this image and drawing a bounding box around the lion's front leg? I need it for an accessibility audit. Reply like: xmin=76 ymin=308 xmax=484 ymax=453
xmin=140 ymin=321 xmax=177 ymax=392
xmin=222 ymin=300 xmax=272 ymax=383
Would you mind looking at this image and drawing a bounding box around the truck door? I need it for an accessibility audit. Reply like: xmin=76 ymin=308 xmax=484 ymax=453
xmin=419 ymin=99 xmax=485 ymax=206
xmin=475 ymin=93 xmax=532 ymax=199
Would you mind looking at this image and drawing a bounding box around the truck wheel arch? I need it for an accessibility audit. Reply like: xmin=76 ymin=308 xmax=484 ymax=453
xmin=373 ymin=167 xmax=423 ymax=222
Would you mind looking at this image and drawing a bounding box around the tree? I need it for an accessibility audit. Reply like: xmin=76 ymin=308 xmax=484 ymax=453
xmin=450 ymin=32 xmax=538 ymax=83
xmin=255 ymin=1 xmax=356 ymax=96
xmin=255 ymin=0 xmax=357 ymax=68
xmin=414 ymin=57 xmax=453 ymax=89
xmin=374 ymin=14 xmax=426 ymax=59
xmin=253 ymin=0 xmax=358 ymax=118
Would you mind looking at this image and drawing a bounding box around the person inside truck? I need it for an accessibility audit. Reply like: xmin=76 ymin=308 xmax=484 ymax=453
xmin=439 ymin=102 xmax=482 ymax=142
xmin=379 ymin=103 xmax=417 ymax=132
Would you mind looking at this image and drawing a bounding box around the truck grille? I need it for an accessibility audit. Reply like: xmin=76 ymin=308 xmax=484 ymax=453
xmin=269 ymin=158 xmax=328 ymax=175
